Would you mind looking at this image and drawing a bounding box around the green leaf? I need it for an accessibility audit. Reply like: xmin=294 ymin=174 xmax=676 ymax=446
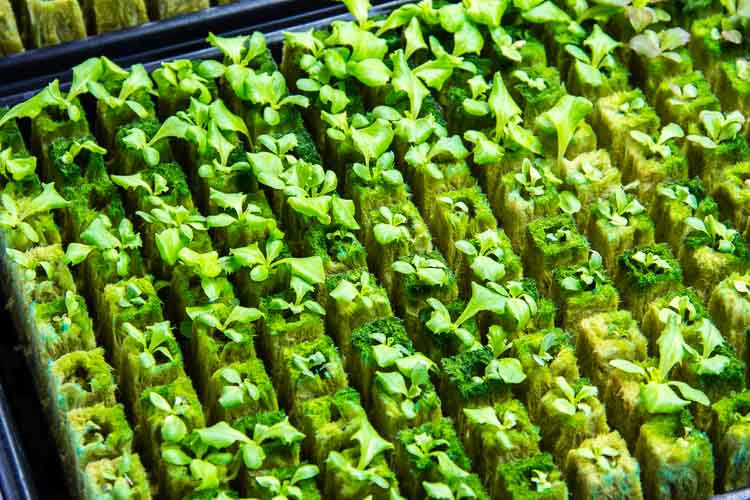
xmin=640 ymin=383 xmax=689 ymax=414
xmin=536 ymin=95 xmax=593 ymax=163
xmin=404 ymin=17 xmax=427 ymax=58
xmin=391 ymin=50 xmax=430 ymax=118
xmin=64 ymin=243 xmax=93 ymax=265
xmin=241 ymin=441 xmax=267 ymax=470
xmin=352 ymin=418 xmax=393 ymax=469
xmin=347 ymin=59 xmax=392 ymax=87
xmin=669 ymin=381 xmax=710 ymax=406
xmin=609 ymin=359 xmax=646 ymax=376
xmin=351 ymin=119 xmax=394 ymax=166
xmin=423 ymin=481 xmax=454 ymax=499
xmin=196 ymin=421 xmax=250 ymax=448
xmin=162 ymin=446 xmax=192 ymax=466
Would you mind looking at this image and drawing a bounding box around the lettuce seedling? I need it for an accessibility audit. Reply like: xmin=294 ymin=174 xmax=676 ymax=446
xmin=218 ymin=367 xmax=261 ymax=410
xmin=0 ymin=57 xmax=120 ymax=127
xmin=578 ymin=0 xmax=670 ymax=32
xmin=186 ymin=303 xmax=263 ymax=344
xmin=206 ymin=31 xmax=268 ymax=72
xmin=153 ymin=59 xmax=213 ymax=104
xmin=455 ymin=230 xmax=511 ymax=283
xmin=177 ymin=248 xmax=230 ymax=302
xmin=326 ymin=417 xmax=395 ymax=490
xmin=610 ymin=318 xmax=710 ymax=413
xmin=484 ymin=281 xmax=539 ymax=331
xmin=392 ymin=254 xmax=449 ymax=287
xmin=135 ymin=198 xmax=209 ymax=266
xmin=687 ymin=110 xmax=746 ymax=149
xmin=630 ymin=123 xmax=684 ymax=159
xmin=373 ymin=206 xmax=412 ymax=245
xmin=208 ymin=188 xmax=278 ymax=234
xmin=64 ymin=214 xmax=142 ymax=277
xmin=88 ymin=63 xmax=155 ymax=119
xmin=252 ymin=464 xmax=320 ymax=500
xmin=565 ymin=25 xmax=620 ymax=88
xmin=147 ymin=392 xmax=193 ymax=443
xmin=0 ymin=147 xmax=36 ymax=182
xmin=230 ymin=70 xmax=310 ymax=126
xmin=404 ymin=431 xmax=478 ymax=497
xmin=424 ymin=285 xmax=497 ymax=352
xmin=513 ymin=158 xmax=563 ymax=198
xmin=267 ymin=275 xmax=326 ymax=318
xmin=592 ymin=186 xmax=646 ymax=227
xmin=536 ymin=95 xmax=593 ymax=165
xmin=375 ymin=353 xmax=436 ymax=419
xmin=404 ymin=135 xmax=470 ymax=181
xmin=573 ymin=444 xmax=620 ymax=471
xmin=484 ymin=327 xmax=527 ymax=385
xmin=530 ymin=469 xmax=554 ymax=492
xmin=560 ymin=250 xmax=608 ymax=292
xmin=122 ymin=321 xmax=175 ymax=369
xmin=682 ymin=319 xmax=731 ymax=376
xmin=227 ymin=237 xmax=288 ymax=282
xmin=59 ymin=139 xmax=107 ymax=165
xmin=629 ymin=28 xmax=690 ymax=63
xmin=352 ymin=150 xmax=404 ymax=189
xmin=684 ymin=214 xmax=742 ymax=254
xmin=550 ymin=376 xmax=598 ymax=416
xmin=0 ymin=183 xmax=69 ymax=243
xmin=463 ymin=406 xmax=519 ymax=451
xmin=330 ymin=271 xmax=388 ymax=310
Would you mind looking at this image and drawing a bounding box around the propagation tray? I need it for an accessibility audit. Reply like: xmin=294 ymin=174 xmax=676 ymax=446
xmin=0 ymin=3 xmax=412 ymax=498
xmin=1 ymin=0 xmax=749 ymax=498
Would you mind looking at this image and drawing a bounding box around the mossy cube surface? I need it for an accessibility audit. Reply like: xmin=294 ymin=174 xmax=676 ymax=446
xmin=635 ymin=414 xmax=714 ymax=500
xmin=50 ymin=349 xmax=117 ymax=417
xmin=232 ymin=410 xmax=302 ymax=471
xmin=494 ymin=453 xmax=568 ymax=500
xmin=708 ymin=274 xmax=750 ymax=371
xmin=680 ymin=238 xmax=749 ymax=301
xmin=651 ymin=179 xmax=719 ymax=252
xmin=509 ymin=65 xmax=567 ymax=125
xmin=592 ymin=89 xmax=660 ymax=164
xmin=526 ymin=214 xmax=589 ymax=294
xmin=323 ymin=269 xmax=392 ymax=361
xmin=654 ymin=71 xmax=720 ymax=130
xmin=589 ymin=198 xmax=655 ymax=276
xmin=539 ymin=380 xmax=609 ymax=464
xmin=391 ymin=251 xmax=458 ymax=336
xmin=712 ymin=391 xmax=750 ymax=492
xmin=206 ymin=358 xmax=278 ymax=425
xmin=622 ymin=136 xmax=689 ymax=206
xmin=711 ymin=162 xmax=750 ymax=242
xmin=363 ymin=201 xmax=432 ymax=294
xmin=371 ymin=366 xmax=442 ymax=440
xmin=432 ymin=186 xmax=497 ymax=266
xmin=614 ymin=244 xmax=683 ymax=321
xmin=299 ymin=388 xmax=367 ymax=466
xmin=0 ymin=0 xmax=23 ymax=55
xmin=349 ymin=318 xmax=414 ymax=406
xmin=577 ymin=310 xmax=648 ymax=390
xmin=136 ymin=376 xmax=204 ymax=470
xmin=82 ymin=453 xmax=152 ymax=500
xmin=565 ymin=431 xmax=644 ymax=500
xmin=119 ymin=321 xmax=186 ymax=410
xmin=460 ymin=398 xmax=541 ymax=491
xmin=550 ymin=265 xmax=619 ymax=333
xmin=64 ymin=403 xmax=134 ymax=476
xmin=278 ymin=335 xmax=348 ymax=417
xmin=302 ymin=223 xmax=368 ymax=276
xmin=31 ymin=293 xmax=97 ymax=367
xmin=513 ymin=329 xmax=580 ymax=421
xmin=394 ymin=419 xmax=485 ymax=500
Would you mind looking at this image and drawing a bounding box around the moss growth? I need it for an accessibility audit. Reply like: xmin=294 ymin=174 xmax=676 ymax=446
xmin=526 ymin=214 xmax=589 ymax=294
xmin=710 ymin=162 xmax=750 ymax=243
xmin=460 ymin=398 xmax=541 ymax=491
xmin=712 ymin=391 xmax=750 ymax=492
xmin=510 ymin=64 xmax=567 ymax=125
xmin=635 ymin=413 xmax=714 ymax=499
xmin=513 ymin=329 xmax=580 ymax=421
xmin=82 ymin=453 xmax=151 ymax=500
xmin=577 ymin=310 xmax=648 ymax=390
xmin=206 ymin=358 xmax=278 ymax=425
xmin=615 ymin=244 xmax=683 ymax=321
xmin=302 ymin=223 xmax=368 ymax=276
xmin=708 ymin=274 xmax=750 ymax=372
xmin=323 ymin=269 xmax=392 ymax=361
xmin=565 ymin=431 xmax=644 ymax=500
xmin=278 ymin=335 xmax=348 ymax=418
xmin=494 ymin=453 xmax=567 ymax=500
xmin=654 ymin=71 xmax=720 ymax=130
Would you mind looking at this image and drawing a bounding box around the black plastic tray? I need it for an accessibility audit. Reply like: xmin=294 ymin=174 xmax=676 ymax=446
xmin=1 ymin=1 xmax=748 ymax=498
xmin=0 ymin=0 xmax=354 ymax=96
